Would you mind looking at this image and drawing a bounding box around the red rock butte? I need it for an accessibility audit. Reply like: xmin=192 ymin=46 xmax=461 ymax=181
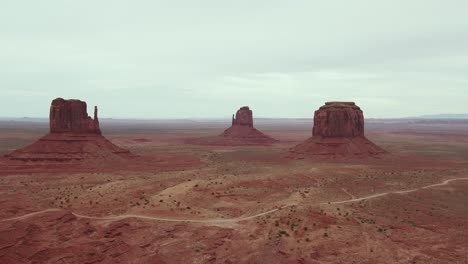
xmin=5 ymin=98 xmax=132 ymax=163
xmin=289 ymin=102 xmax=385 ymax=159
xmin=231 ymin=106 xmax=253 ymax=127
xmin=188 ymin=106 xmax=278 ymax=146
xmin=50 ymin=98 xmax=101 ymax=134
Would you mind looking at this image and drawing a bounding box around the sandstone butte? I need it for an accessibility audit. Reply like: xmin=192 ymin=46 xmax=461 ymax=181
xmin=218 ymin=106 xmax=278 ymax=144
xmin=188 ymin=106 xmax=278 ymax=146
xmin=5 ymin=98 xmax=131 ymax=162
xmin=289 ymin=102 xmax=385 ymax=159
xmin=231 ymin=106 xmax=254 ymax=127
xmin=49 ymin=98 xmax=101 ymax=134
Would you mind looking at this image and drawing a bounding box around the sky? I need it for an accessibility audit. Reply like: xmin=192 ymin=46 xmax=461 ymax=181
xmin=1 ymin=0 xmax=467 ymax=119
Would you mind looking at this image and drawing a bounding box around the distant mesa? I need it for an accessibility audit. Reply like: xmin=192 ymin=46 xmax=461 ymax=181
xmin=4 ymin=98 xmax=132 ymax=163
xmin=187 ymin=106 xmax=278 ymax=146
xmin=289 ymin=102 xmax=385 ymax=159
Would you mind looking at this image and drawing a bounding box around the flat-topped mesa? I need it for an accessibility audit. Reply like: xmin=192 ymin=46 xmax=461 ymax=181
xmin=312 ymin=101 xmax=364 ymax=138
xmin=49 ymin=98 xmax=101 ymax=134
xmin=232 ymin=106 xmax=253 ymax=127
xmin=289 ymin=101 xmax=385 ymax=159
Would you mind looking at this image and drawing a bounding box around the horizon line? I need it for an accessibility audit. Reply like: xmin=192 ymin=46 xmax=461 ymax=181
xmin=1 ymin=115 xmax=468 ymax=121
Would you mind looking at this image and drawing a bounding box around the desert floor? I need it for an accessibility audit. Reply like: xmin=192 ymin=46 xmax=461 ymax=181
xmin=0 ymin=119 xmax=467 ymax=263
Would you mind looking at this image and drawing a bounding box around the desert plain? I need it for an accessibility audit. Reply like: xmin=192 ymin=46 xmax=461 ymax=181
xmin=0 ymin=118 xmax=467 ymax=263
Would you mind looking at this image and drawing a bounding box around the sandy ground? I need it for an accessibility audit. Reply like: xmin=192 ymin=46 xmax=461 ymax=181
xmin=0 ymin=119 xmax=467 ymax=263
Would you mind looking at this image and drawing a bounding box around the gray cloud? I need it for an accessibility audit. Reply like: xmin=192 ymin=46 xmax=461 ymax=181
xmin=1 ymin=0 xmax=467 ymax=118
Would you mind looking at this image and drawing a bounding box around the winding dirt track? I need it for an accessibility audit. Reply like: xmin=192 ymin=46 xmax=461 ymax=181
xmin=322 ymin=177 xmax=468 ymax=205
xmin=1 ymin=177 xmax=467 ymax=224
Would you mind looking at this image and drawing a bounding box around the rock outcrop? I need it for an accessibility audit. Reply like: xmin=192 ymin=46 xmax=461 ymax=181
xmin=187 ymin=106 xmax=278 ymax=146
xmin=312 ymin=102 xmax=364 ymax=138
xmin=232 ymin=106 xmax=253 ymax=127
xmin=289 ymin=102 xmax=385 ymax=159
xmin=5 ymin=98 xmax=132 ymax=163
xmin=50 ymin=98 xmax=101 ymax=134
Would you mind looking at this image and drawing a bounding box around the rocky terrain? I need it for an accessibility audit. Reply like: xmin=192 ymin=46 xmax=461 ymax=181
xmin=0 ymin=116 xmax=467 ymax=263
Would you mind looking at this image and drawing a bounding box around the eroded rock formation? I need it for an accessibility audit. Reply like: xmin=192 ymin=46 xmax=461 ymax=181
xmin=50 ymin=98 xmax=101 ymax=134
xmin=312 ymin=102 xmax=364 ymax=138
xmin=5 ymin=98 xmax=131 ymax=163
xmin=187 ymin=106 xmax=277 ymax=146
xmin=290 ymin=102 xmax=385 ymax=159
xmin=232 ymin=106 xmax=253 ymax=127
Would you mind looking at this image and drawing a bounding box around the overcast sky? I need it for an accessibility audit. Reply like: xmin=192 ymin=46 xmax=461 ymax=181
xmin=1 ymin=0 xmax=467 ymax=118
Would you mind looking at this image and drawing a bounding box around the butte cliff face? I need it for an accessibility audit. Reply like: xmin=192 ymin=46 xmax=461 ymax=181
xmin=312 ymin=102 xmax=364 ymax=138
xmin=49 ymin=98 xmax=101 ymax=134
xmin=187 ymin=106 xmax=277 ymax=146
xmin=232 ymin=106 xmax=253 ymax=127
xmin=5 ymin=98 xmax=131 ymax=164
xmin=290 ymin=102 xmax=385 ymax=159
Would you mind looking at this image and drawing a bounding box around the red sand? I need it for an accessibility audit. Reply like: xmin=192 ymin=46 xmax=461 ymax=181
xmin=0 ymin=118 xmax=467 ymax=263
